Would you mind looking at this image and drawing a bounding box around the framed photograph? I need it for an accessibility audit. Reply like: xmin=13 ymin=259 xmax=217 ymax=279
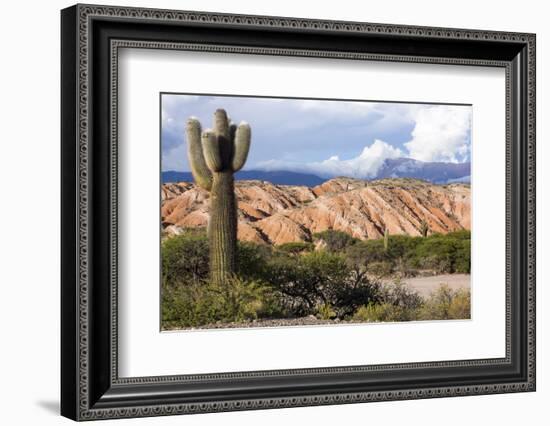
xmin=61 ymin=4 xmax=536 ymax=421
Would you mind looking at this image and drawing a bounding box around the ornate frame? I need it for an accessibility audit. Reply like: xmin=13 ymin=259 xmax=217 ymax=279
xmin=61 ymin=4 xmax=536 ymax=421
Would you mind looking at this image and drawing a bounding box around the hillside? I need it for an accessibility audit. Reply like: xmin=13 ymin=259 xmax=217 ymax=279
xmin=161 ymin=178 xmax=470 ymax=246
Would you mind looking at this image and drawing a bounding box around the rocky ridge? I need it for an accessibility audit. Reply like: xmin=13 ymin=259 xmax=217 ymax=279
xmin=161 ymin=178 xmax=470 ymax=245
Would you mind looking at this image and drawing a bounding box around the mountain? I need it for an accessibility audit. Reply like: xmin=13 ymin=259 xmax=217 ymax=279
xmin=375 ymin=158 xmax=470 ymax=184
xmin=162 ymin=170 xmax=326 ymax=186
xmin=162 ymin=177 xmax=470 ymax=246
xmin=162 ymin=158 xmax=470 ymax=186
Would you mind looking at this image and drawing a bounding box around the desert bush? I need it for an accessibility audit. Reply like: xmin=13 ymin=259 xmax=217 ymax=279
xmin=448 ymin=288 xmax=471 ymax=318
xmin=236 ymin=241 xmax=272 ymax=280
xmin=367 ymin=261 xmax=393 ymax=277
xmin=381 ymin=281 xmax=424 ymax=310
xmin=408 ymin=232 xmax=471 ymax=274
xmin=265 ymin=251 xmax=380 ymax=318
xmin=277 ymin=241 xmax=315 ymax=255
xmin=419 ymin=284 xmax=471 ymax=320
xmin=352 ymin=303 xmax=413 ymax=322
xmin=316 ymin=303 xmax=337 ymax=320
xmin=161 ymin=275 xmax=282 ymax=329
xmin=161 ymin=228 xmax=209 ymax=284
xmin=313 ymin=230 xmax=358 ymax=252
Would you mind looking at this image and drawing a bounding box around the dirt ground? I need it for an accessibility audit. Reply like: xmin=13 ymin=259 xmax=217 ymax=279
xmin=398 ymin=273 xmax=471 ymax=298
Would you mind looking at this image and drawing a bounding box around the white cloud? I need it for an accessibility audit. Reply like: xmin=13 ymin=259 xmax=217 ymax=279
xmin=404 ymin=106 xmax=471 ymax=163
xmin=257 ymin=139 xmax=402 ymax=178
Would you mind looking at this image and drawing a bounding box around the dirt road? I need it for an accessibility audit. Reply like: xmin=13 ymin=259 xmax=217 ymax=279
xmin=397 ymin=274 xmax=470 ymax=298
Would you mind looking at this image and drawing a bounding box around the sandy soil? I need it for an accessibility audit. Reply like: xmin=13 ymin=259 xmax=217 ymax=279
xmin=397 ymin=273 xmax=471 ymax=298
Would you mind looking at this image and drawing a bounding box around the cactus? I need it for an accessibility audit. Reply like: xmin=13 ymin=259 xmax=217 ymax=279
xmin=185 ymin=109 xmax=251 ymax=285
xmin=420 ymin=220 xmax=429 ymax=237
xmin=383 ymin=228 xmax=389 ymax=251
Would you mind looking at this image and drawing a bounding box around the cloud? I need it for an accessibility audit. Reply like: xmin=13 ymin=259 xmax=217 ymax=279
xmin=256 ymin=139 xmax=403 ymax=178
xmin=161 ymin=94 xmax=471 ymax=175
xmin=404 ymin=106 xmax=471 ymax=163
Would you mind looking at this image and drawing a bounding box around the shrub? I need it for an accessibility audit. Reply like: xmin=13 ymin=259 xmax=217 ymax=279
xmin=265 ymin=251 xmax=380 ymax=318
xmin=408 ymin=232 xmax=471 ymax=274
xmin=313 ymin=230 xmax=358 ymax=252
xmin=161 ymin=275 xmax=281 ymax=329
xmin=277 ymin=241 xmax=315 ymax=255
xmin=418 ymin=284 xmax=471 ymax=320
xmin=317 ymin=303 xmax=337 ymax=320
xmin=161 ymin=229 xmax=209 ymax=284
xmin=381 ymin=281 xmax=424 ymax=311
xmin=367 ymin=261 xmax=393 ymax=277
xmin=236 ymin=241 xmax=272 ymax=280
xmin=352 ymin=303 xmax=412 ymax=322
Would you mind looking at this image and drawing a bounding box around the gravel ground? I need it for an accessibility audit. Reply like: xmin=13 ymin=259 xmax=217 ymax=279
xmin=163 ymin=316 xmax=359 ymax=331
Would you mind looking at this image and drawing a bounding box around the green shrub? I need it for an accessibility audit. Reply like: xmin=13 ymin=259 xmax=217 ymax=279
xmin=161 ymin=275 xmax=282 ymax=329
xmin=419 ymin=284 xmax=471 ymax=320
xmin=161 ymin=229 xmax=209 ymax=284
xmin=236 ymin=241 xmax=272 ymax=280
xmin=317 ymin=303 xmax=337 ymax=320
xmin=352 ymin=303 xmax=412 ymax=322
xmin=265 ymin=251 xmax=380 ymax=318
xmin=313 ymin=230 xmax=358 ymax=252
xmin=408 ymin=232 xmax=471 ymax=274
xmin=277 ymin=241 xmax=315 ymax=255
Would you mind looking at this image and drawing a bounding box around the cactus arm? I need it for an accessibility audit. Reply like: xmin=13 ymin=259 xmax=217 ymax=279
xmin=232 ymin=122 xmax=251 ymax=172
xmin=185 ymin=118 xmax=212 ymax=191
xmin=201 ymin=130 xmax=223 ymax=172
xmin=229 ymin=122 xmax=237 ymax=145
xmin=214 ymin=109 xmax=230 ymax=139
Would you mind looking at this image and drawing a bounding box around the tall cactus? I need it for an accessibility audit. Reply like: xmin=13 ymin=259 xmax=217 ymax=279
xmin=185 ymin=109 xmax=251 ymax=285
xmin=383 ymin=228 xmax=389 ymax=251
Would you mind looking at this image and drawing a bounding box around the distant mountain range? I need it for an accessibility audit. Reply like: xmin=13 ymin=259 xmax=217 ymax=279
xmin=162 ymin=170 xmax=326 ymax=186
xmin=375 ymin=158 xmax=470 ymax=184
xmin=162 ymin=158 xmax=470 ymax=186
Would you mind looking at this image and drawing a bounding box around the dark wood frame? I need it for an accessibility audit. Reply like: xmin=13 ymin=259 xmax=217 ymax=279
xmin=61 ymin=4 xmax=536 ymax=421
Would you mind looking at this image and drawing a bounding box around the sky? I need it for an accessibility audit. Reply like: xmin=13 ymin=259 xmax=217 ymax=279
xmin=161 ymin=94 xmax=472 ymax=179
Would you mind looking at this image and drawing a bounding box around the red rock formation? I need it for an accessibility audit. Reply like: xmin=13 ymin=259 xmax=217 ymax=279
xmin=161 ymin=178 xmax=470 ymax=245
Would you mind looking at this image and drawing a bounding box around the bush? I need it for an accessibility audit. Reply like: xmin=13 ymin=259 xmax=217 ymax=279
xmin=367 ymin=261 xmax=393 ymax=277
xmin=408 ymin=232 xmax=471 ymax=274
xmin=161 ymin=228 xmax=209 ymax=284
xmin=236 ymin=241 xmax=272 ymax=280
xmin=161 ymin=275 xmax=282 ymax=329
xmin=265 ymin=251 xmax=380 ymax=318
xmin=277 ymin=241 xmax=314 ymax=255
xmin=352 ymin=303 xmax=413 ymax=322
xmin=313 ymin=230 xmax=358 ymax=252
xmin=317 ymin=303 xmax=337 ymax=320
xmin=419 ymin=284 xmax=471 ymax=320
xmin=380 ymin=281 xmax=424 ymax=312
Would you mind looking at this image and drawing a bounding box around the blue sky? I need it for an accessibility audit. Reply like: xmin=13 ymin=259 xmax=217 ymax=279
xmin=161 ymin=94 xmax=472 ymax=179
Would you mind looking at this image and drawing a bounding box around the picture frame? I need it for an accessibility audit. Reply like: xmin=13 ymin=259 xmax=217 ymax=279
xmin=61 ymin=3 xmax=536 ymax=421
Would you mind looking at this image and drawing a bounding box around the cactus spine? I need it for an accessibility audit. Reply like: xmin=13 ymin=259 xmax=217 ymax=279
xmin=185 ymin=109 xmax=251 ymax=285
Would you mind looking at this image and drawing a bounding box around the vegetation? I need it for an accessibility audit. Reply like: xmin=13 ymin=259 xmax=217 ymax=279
xmin=161 ymin=228 xmax=471 ymax=329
